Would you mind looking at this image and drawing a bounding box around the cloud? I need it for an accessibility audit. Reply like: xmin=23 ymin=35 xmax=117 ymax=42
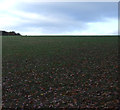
xmin=18 ymin=2 xmax=117 ymax=21
xmin=0 ymin=1 xmax=118 ymax=35
xmin=19 ymin=17 xmax=117 ymax=35
xmin=72 ymin=18 xmax=118 ymax=35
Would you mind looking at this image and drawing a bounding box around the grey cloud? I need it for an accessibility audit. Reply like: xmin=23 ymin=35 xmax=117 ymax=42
xmin=13 ymin=17 xmax=87 ymax=34
xmin=17 ymin=2 xmax=118 ymax=22
xmin=9 ymin=2 xmax=118 ymax=34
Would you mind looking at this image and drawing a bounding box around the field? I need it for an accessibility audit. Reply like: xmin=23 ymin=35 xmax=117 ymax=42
xmin=2 ymin=36 xmax=119 ymax=108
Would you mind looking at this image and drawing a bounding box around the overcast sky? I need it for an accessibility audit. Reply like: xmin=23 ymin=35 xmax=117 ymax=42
xmin=0 ymin=0 xmax=118 ymax=35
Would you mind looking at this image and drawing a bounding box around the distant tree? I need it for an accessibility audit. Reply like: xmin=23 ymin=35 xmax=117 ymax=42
xmin=1 ymin=31 xmax=21 ymax=36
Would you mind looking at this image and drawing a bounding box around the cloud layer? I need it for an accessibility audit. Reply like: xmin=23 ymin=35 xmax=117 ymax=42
xmin=0 ymin=1 xmax=118 ymax=35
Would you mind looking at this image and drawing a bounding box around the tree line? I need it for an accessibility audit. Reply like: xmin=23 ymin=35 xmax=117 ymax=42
xmin=1 ymin=31 xmax=21 ymax=36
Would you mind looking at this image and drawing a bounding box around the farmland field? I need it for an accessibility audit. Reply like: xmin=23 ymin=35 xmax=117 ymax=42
xmin=2 ymin=36 xmax=119 ymax=108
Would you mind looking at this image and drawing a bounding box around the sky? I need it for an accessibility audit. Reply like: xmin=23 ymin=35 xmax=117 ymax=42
xmin=0 ymin=0 xmax=118 ymax=35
